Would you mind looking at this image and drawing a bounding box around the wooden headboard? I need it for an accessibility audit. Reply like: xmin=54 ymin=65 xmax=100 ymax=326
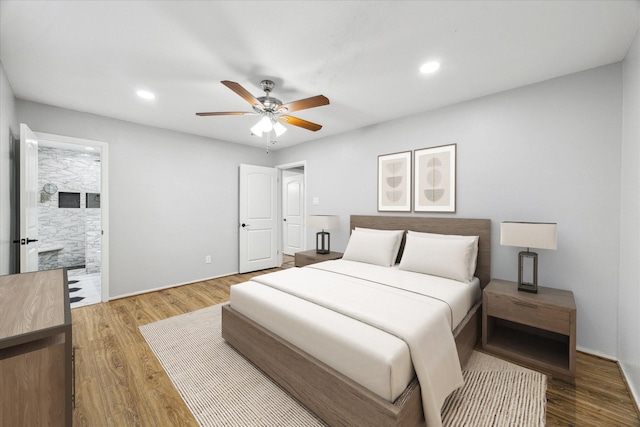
xmin=350 ymin=215 xmax=492 ymax=289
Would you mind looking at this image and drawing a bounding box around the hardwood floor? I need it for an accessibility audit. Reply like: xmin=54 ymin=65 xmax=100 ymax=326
xmin=72 ymin=261 xmax=640 ymax=426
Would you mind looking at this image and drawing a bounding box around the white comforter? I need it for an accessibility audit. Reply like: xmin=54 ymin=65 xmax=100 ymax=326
xmin=250 ymin=260 xmax=465 ymax=427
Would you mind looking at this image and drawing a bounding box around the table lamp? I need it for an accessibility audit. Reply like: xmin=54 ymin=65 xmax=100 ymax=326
xmin=500 ymin=221 xmax=557 ymax=293
xmin=308 ymin=215 xmax=340 ymax=254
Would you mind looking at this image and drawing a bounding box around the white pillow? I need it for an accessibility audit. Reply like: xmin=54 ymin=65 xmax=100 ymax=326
xmin=407 ymin=231 xmax=479 ymax=279
xmin=355 ymin=228 xmax=405 ymax=263
xmin=342 ymin=228 xmax=404 ymax=267
xmin=399 ymin=232 xmax=479 ymax=283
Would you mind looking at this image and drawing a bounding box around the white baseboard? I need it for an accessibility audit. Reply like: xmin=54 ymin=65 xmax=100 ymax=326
xmin=619 ymin=361 xmax=640 ymax=413
xmin=109 ymin=271 xmax=239 ymax=301
xmin=576 ymin=346 xmax=617 ymax=361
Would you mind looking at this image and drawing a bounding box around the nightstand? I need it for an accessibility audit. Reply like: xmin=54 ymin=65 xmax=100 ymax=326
xmin=482 ymin=279 xmax=576 ymax=383
xmin=294 ymin=250 xmax=343 ymax=267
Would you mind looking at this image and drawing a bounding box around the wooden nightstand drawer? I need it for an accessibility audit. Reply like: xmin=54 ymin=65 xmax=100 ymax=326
xmin=486 ymin=293 xmax=571 ymax=335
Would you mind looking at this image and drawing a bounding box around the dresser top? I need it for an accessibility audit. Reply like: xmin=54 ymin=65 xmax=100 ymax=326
xmin=0 ymin=269 xmax=69 ymax=341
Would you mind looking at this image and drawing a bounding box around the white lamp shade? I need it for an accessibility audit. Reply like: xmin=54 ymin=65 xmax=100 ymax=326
xmin=308 ymin=215 xmax=340 ymax=230
xmin=273 ymin=121 xmax=287 ymax=137
xmin=251 ymin=116 xmax=274 ymax=137
xmin=259 ymin=116 xmax=273 ymax=132
xmin=250 ymin=122 xmax=263 ymax=137
xmin=501 ymin=222 xmax=557 ymax=250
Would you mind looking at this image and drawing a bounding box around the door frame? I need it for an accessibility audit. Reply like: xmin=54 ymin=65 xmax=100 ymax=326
xmin=276 ymin=160 xmax=307 ymax=258
xmin=35 ymin=131 xmax=110 ymax=303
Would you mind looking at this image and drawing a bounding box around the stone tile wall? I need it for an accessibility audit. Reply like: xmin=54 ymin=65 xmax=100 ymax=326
xmin=38 ymin=147 xmax=101 ymax=273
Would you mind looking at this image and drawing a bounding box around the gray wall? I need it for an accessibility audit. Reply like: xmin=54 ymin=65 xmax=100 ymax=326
xmin=0 ymin=62 xmax=19 ymax=275
xmin=275 ymin=63 xmax=623 ymax=357
xmin=16 ymin=100 xmax=272 ymax=297
xmin=619 ymin=24 xmax=640 ymax=404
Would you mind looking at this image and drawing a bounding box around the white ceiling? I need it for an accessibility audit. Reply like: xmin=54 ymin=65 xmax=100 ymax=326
xmin=1 ymin=1 xmax=638 ymax=150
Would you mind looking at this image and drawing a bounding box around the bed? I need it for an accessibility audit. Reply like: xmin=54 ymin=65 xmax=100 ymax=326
xmin=222 ymin=215 xmax=491 ymax=427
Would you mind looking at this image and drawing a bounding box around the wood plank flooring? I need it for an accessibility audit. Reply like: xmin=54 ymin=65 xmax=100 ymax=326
xmin=72 ymin=259 xmax=639 ymax=426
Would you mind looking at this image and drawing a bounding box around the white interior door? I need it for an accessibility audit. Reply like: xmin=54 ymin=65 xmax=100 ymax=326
xmin=239 ymin=164 xmax=279 ymax=273
xmin=282 ymin=173 xmax=304 ymax=255
xmin=19 ymin=123 xmax=39 ymax=272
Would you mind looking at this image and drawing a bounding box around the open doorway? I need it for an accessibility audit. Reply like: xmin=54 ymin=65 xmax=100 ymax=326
xmin=38 ymin=141 xmax=101 ymax=307
xmin=277 ymin=161 xmax=306 ymax=257
xmin=26 ymin=130 xmax=109 ymax=308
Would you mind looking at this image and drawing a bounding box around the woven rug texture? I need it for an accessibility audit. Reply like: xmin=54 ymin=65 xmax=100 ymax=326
xmin=140 ymin=303 xmax=546 ymax=426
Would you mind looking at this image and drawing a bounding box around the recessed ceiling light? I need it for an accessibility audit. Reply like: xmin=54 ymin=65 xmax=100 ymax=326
xmin=420 ymin=61 xmax=441 ymax=74
xmin=136 ymin=90 xmax=156 ymax=100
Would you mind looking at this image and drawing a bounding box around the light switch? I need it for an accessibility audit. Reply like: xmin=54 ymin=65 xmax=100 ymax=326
xmin=313 ymin=197 xmax=320 ymax=206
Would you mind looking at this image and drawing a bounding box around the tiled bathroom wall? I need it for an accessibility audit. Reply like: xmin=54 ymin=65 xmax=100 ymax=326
xmin=38 ymin=146 xmax=101 ymax=273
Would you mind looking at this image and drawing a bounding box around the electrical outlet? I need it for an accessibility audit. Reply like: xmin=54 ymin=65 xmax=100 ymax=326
xmin=205 ymin=255 xmax=211 ymax=264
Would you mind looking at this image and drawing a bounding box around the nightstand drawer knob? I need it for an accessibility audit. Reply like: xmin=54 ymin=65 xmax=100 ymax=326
xmin=514 ymin=301 xmax=538 ymax=309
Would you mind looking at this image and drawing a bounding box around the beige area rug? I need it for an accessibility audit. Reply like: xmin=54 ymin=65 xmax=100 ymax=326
xmin=140 ymin=304 xmax=546 ymax=426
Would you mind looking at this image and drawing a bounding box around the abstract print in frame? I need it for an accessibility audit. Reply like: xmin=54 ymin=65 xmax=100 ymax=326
xmin=378 ymin=151 xmax=412 ymax=212
xmin=414 ymin=144 xmax=456 ymax=212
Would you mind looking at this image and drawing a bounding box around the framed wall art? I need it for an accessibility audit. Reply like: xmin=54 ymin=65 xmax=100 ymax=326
xmin=377 ymin=151 xmax=412 ymax=212
xmin=414 ymin=144 xmax=456 ymax=212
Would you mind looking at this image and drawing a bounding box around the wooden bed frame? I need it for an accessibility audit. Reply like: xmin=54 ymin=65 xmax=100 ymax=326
xmin=222 ymin=215 xmax=491 ymax=427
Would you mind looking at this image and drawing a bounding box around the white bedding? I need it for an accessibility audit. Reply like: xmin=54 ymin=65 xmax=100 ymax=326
xmin=229 ymin=259 xmax=481 ymax=427
xmin=310 ymin=259 xmax=481 ymax=329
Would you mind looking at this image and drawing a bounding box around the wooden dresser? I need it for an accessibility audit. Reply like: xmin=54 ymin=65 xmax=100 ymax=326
xmin=0 ymin=269 xmax=73 ymax=426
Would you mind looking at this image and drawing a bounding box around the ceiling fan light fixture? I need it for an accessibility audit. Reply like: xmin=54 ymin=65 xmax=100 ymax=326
xmin=250 ymin=122 xmax=264 ymax=137
xmin=273 ymin=121 xmax=287 ymax=137
xmin=259 ymin=116 xmax=273 ymax=132
xmin=251 ymin=115 xmax=273 ymax=137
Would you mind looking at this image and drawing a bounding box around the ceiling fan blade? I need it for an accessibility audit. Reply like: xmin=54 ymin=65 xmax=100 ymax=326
xmin=278 ymin=115 xmax=323 ymax=132
xmin=221 ymin=80 xmax=264 ymax=108
xmin=196 ymin=111 xmax=255 ymax=116
xmin=278 ymin=95 xmax=329 ymax=113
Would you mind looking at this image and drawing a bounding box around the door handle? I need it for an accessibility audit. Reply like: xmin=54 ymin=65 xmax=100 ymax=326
xmin=241 ymin=223 xmax=250 ymax=228
xmin=13 ymin=238 xmax=38 ymax=245
xmin=283 ymin=218 xmax=287 ymax=222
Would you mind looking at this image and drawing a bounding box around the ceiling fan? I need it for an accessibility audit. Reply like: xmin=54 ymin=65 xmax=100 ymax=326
xmin=196 ymin=80 xmax=330 ymax=139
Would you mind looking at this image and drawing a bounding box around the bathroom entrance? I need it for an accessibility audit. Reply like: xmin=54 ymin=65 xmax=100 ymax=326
xmin=38 ymin=141 xmax=102 ymax=307
xmin=15 ymin=125 xmax=109 ymax=308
